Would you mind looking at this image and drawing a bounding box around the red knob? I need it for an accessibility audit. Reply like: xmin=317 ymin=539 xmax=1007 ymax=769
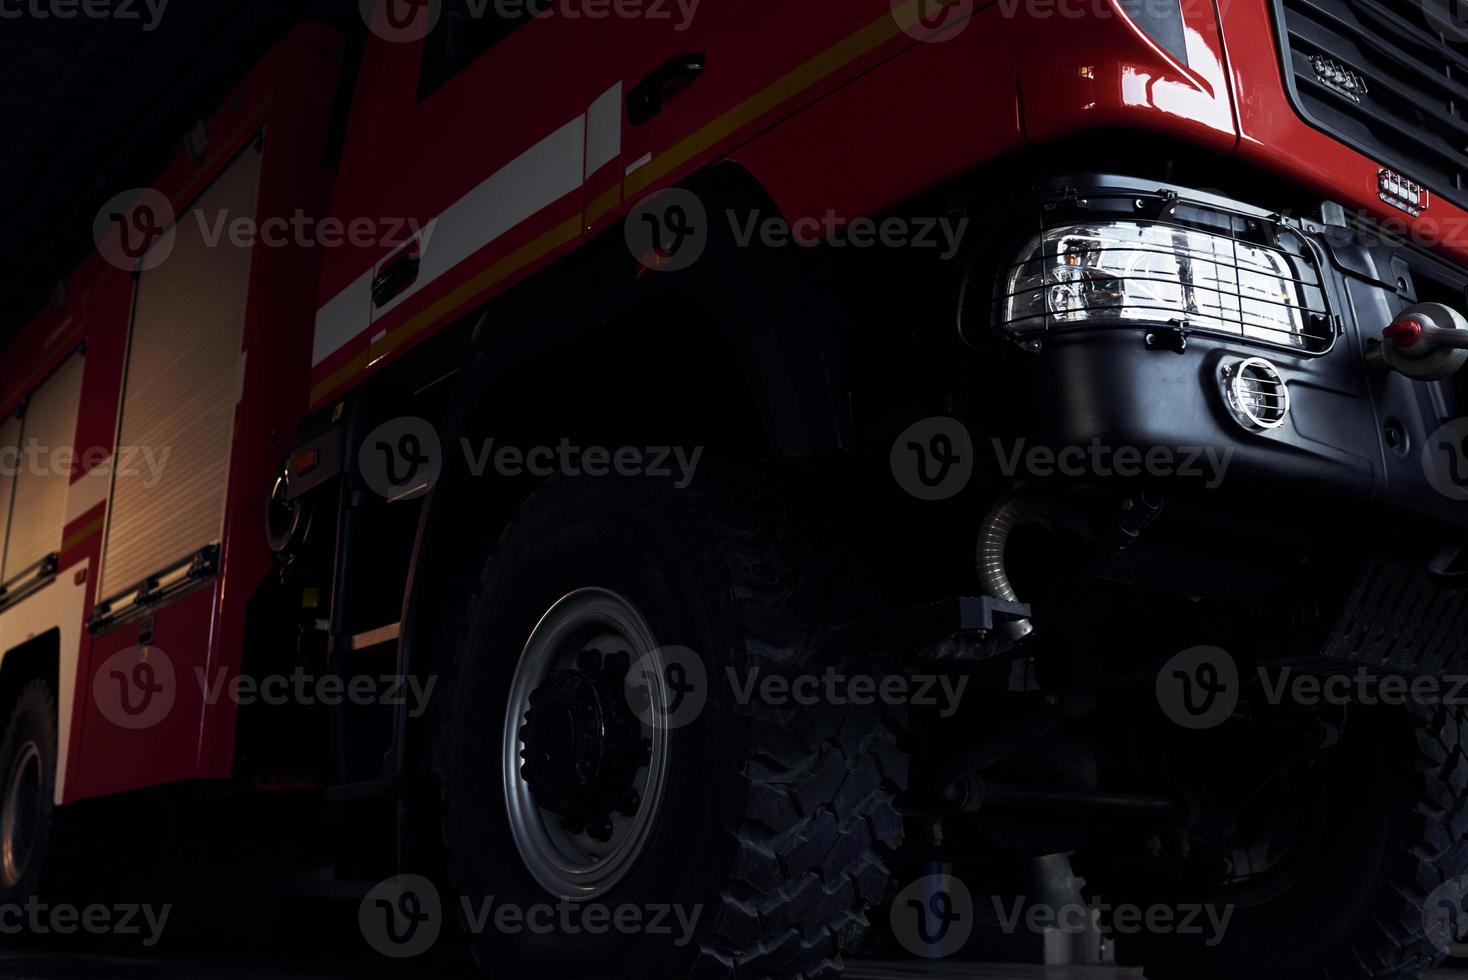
xmin=1384 ymin=318 xmax=1424 ymax=348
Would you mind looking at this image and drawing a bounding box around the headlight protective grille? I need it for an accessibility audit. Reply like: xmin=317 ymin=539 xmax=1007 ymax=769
xmin=993 ymin=220 xmax=1333 ymax=353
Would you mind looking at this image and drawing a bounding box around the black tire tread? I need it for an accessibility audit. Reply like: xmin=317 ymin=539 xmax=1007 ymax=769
xmin=1085 ymin=700 xmax=1468 ymax=980
xmin=438 ymin=469 xmax=905 ymax=980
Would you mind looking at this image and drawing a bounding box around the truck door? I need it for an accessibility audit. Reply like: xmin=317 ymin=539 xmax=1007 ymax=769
xmin=313 ymin=1 xmax=592 ymax=398
xmin=77 ymin=142 xmax=263 ymax=799
xmin=600 ymin=2 xmax=901 ymax=227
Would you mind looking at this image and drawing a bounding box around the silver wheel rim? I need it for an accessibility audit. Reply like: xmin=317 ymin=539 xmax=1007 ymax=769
xmin=503 ymin=588 xmax=671 ymax=900
xmin=1 ymin=742 xmax=42 ymax=889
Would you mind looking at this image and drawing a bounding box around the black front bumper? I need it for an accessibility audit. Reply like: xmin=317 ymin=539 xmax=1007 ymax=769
xmin=967 ymin=175 xmax=1468 ymax=538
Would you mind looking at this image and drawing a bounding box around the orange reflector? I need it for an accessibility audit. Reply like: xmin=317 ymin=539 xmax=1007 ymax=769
xmin=291 ymin=449 xmax=320 ymax=476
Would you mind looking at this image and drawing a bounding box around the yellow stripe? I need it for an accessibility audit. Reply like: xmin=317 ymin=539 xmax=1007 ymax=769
xmin=61 ymin=513 xmax=105 ymax=554
xmin=310 ymin=213 xmax=585 ymax=404
xmin=624 ymin=0 xmax=963 ymax=196
xmin=585 ymin=182 xmax=623 ymax=226
xmin=310 ymin=0 xmax=968 ymax=403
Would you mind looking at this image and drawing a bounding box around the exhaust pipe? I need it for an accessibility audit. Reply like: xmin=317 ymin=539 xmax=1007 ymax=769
xmin=976 ymin=490 xmax=1160 ymax=642
xmin=975 ymin=493 xmax=1045 ymax=642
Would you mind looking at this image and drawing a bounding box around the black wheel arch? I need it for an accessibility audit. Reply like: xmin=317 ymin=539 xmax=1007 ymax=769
xmin=391 ymin=161 xmax=860 ymax=804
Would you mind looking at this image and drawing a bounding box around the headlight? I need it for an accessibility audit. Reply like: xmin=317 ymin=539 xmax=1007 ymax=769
xmin=996 ymin=221 xmax=1331 ymax=352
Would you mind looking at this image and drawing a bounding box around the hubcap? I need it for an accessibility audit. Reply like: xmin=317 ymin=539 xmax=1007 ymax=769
xmin=503 ymin=588 xmax=671 ymax=899
xmin=1 ymin=742 xmax=42 ymax=889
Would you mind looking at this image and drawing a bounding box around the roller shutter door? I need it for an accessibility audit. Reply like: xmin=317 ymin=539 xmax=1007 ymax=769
xmin=100 ymin=144 xmax=261 ymax=599
xmin=4 ymin=353 xmax=83 ymax=579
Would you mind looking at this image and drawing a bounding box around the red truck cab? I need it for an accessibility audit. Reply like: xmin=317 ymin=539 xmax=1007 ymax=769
xmin=0 ymin=2 xmax=1466 ymax=978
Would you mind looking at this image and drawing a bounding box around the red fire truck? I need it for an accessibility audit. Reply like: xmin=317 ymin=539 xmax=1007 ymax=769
xmin=2 ymin=0 xmax=1467 ymax=976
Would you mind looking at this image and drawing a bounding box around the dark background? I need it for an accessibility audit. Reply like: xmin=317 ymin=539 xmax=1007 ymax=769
xmin=0 ymin=0 xmax=360 ymax=346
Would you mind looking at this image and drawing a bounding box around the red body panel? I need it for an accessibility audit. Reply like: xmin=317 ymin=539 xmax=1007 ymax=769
xmin=6 ymin=0 xmax=1467 ymax=804
xmin=1222 ymin=0 xmax=1468 ymax=264
xmin=306 ymin=0 xmax=1254 ymax=407
xmin=0 ymin=25 xmax=343 ymax=804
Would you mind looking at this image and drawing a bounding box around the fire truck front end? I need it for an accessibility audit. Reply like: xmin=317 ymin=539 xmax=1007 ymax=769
xmin=853 ymin=2 xmax=1468 ymax=976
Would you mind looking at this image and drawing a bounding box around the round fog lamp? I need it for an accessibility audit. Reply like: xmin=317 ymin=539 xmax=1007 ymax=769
xmin=1222 ymin=357 xmax=1290 ymax=431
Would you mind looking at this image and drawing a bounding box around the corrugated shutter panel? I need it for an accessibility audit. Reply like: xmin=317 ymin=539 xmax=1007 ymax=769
xmin=0 ymin=415 xmax=21 ymax=580
xmin=100 ymin=144 xmax=261 ymax=598
xmin=4 ymin=353 xmax=83 ymax=578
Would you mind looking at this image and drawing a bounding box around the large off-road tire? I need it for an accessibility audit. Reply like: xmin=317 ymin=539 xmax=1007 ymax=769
xmin=439 ymin=470 xmax=906 ymax=979
xmin=0 ymin=680 xmax=59 ymax=914
xmin=1080 ymin=700 xmax=1468 ymax=980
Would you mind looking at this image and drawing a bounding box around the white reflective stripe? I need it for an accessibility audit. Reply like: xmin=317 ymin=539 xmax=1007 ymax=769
xmin=626 ymin=152 xmax=653 ymax=177
xmin=312 ymin=267 xmax=374 ymax=367
xmin=373 ymin=117 xmax=586 ymax=321
xmin=312 ymin=84 xmax=627 ymax=369
xmin=585 ymin=82 xmax=622 ymax=179
xmin=0 ymin=561 xmax=89 ymax=804
xmin=64 ymin=463 xmax=111 ymax=526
